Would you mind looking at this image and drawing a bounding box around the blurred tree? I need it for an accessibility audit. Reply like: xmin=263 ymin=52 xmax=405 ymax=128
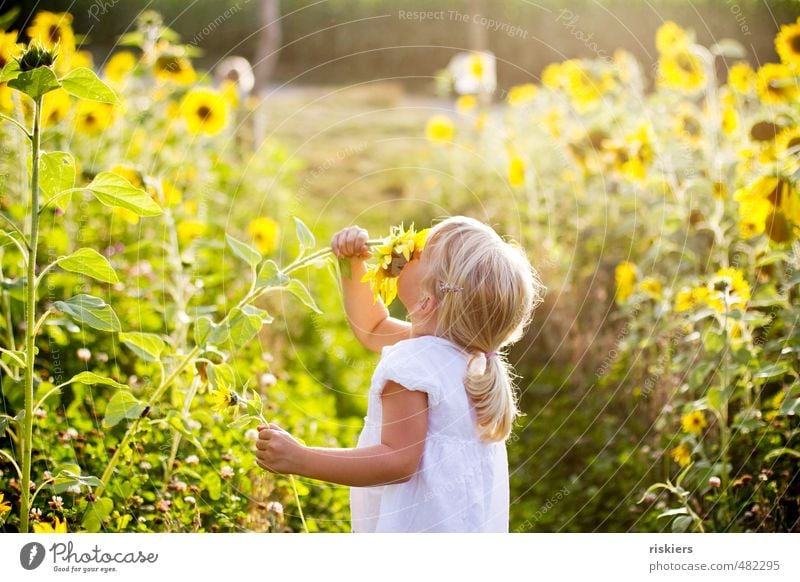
xmin=254 ymin=0 xmax=282 ymax=94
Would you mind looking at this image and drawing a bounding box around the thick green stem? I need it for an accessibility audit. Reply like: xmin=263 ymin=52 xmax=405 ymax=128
xmin=20 ymin=97 xmax=42 ymax=533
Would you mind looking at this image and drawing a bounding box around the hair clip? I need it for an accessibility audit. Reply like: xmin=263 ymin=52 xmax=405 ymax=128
xmin=485 ymin=351 xmax=498 ymax=360
xmin=439 ymin=281 xmax=464 ymax=294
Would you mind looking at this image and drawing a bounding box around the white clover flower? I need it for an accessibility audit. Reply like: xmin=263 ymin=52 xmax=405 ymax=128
xmin=185 ymin=455 xmax=200 ymax=465
xmin=220 ymin=465 xmax=234 ymax=479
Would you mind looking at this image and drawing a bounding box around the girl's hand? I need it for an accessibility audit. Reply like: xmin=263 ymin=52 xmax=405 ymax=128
xmin=331 ymin=226 xmax=371 ymax=260
xmin=254 ymin=423 xmax=307 ymax=476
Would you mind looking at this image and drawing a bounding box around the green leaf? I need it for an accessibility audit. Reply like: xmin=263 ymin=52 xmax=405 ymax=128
xmin=60 ymin=67 xmax=118 ymax=103
xmin=56 ymin=248 xmax=119 ymax=284
xmin=82 ymin=497 xmax=113 ymax=532
xmin=671 ymin=515 xmax=693 ymax=533
xmin=753 ymin=362 xmax=791 ymax=380
xmin=87 ymin=171 xmax=162 ymax=217
xmin=764 ymin=447 xmax=800 ymax=460
xmin=255 ymin=260 xmax=289 ymax=288
xmin=0 ymin=60 xmax=20 ymax=83
xmin=338 ymin=256 xmax=352 ymax=280
xmin=40 ymin=151 xmax=75 ymax=210
xmin=294 ymin=216 xmax=315 ymax=251
xmin=103 ymin=390 xmax=146 ymax=428
xmin=0 ymin=7 xmax=21 ymax=30
xmin=54 ymin=293 xmax=121 ymax=332
xmin=224 ymin=306 xmax=268 ymax=348
xmin=194 ymin=315 xmax=215 ymax=347
xmin=286 ymin=279 xmax=322 ymax=314
xmin=119 ymin=332 xmax=166 ymax=362
xmin=203 ymin=472 xmax=222 ymax=501
xmin=50 ymin=464 xmax=103 ymax=494
xmin=63 ymin=371 xmax=127 ymax=390
xmin=657 ymin=507 xmax=688 ymax=519
xmin=8 ymin=66 xmax=61 ymax=99
xmin=780 ymin=397 xmax=800 ymax=416
xmin=226 ymin=233 xmax=261 ymax=268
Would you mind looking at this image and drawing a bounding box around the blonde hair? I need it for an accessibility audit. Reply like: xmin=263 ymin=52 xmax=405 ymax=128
xmin=421 ymin=216 xmax=546 ymax=443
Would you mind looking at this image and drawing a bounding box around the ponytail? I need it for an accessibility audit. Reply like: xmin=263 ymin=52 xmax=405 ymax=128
xmin=465 ymin=350 xmax=522 ymax=442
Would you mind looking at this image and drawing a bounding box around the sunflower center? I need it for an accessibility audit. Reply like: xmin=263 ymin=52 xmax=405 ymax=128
xmin=791 ymin=33 xmax=800 ymax=54
xmin=683 ymin=117 xmax=701 ymax=136
xmin=48 ymin=25 xmax=62 ymax=44
xmin=676 ymin=52 xmax=696 ymax=74
xmin=196 ymin=105 xmax=212 ymax=121
xmin=388 ymin=252 xmax=408 ymax=277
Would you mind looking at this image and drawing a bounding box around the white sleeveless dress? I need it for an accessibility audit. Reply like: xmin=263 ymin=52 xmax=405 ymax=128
xmin=350 ymin=334 xmax=509 ymax=532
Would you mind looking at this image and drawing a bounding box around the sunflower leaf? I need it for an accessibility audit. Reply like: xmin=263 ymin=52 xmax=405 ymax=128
xmin=87 ymin=171 xmax=163 ymax=216
xmin=60 ymin=67 xmax=118 ymax=103
xmin=225 ymin=233 xmax=261 ymax=268
xmin=286 ymin=279 xmax=322 ymax=314
xmin=8 ymin=66 xmax=61 ymax=100
xmin=54 ymin=294 xmax=121 ymax=332
xmin=293 ymin=216 xmax=315 ymax=251
xmin=56 ymin=248 xmax=119 ymax=284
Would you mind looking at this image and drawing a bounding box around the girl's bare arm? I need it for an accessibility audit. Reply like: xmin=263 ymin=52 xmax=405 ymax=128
xmin=332 ymin=226 xmax=411 ymax=352
xmin=297 ymin=381 xmax=428 ymax=486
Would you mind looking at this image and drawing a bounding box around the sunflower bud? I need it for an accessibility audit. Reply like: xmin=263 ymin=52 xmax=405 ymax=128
xmin=18 ymin=42 xmax=57 ymax=72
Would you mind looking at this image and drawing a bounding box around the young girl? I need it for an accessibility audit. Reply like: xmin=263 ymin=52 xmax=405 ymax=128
xmin=254 ymin=215 xmax=545 ymax=532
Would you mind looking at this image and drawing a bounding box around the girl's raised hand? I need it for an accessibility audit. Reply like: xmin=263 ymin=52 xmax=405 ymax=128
xmin=331 ymin=226 xmax=371 ymax=260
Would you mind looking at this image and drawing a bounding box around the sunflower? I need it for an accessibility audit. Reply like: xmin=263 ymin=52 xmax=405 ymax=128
xmin=680 ymin=410 xmax=707 ymax=435
xmin=26 ymin=11 xmax=76 ymax=56
xmin=0 ymin=30 xmax=23 ymax=70
xmin=675 ymin=105 xmax=703 ymax=146
xmin=247 ymin=217 xmax=280 ymax=254
xmin=638 ymin=277 xmax=663 ymax=300
xmin=614 ymin=261 xmax=637 ymax=303
xmin=113 ymin=207 xmax=140 ymax=225
xmin=562 ymin=60 xmax=615 ymax=111
xmin=448 ymin=51 xmax=496 ymax=95
xmin=507 ymin=83 xmax=538 ymax=107
xmin=455 ymin=94 xmax=477 ymax=115
xmin=0 ymin=492 xmax=10 ymax=517
xmin=0 ymin=83 xmax=13 ymax=114
xmin=776 ymin=127 xmax=800 ymax=157
xmin=110 ymin=165 xmax=144 ymax=189
xmin=74 ymin=100 xmax=116 ymax=135
xmin=775 ymin=17 xmax=800 ymax=67
xmin=208 ymin=384 xmax=238 ymax=414
xmin=756 ymin=63 xmax=799 ymax=104
xmin=737 ymin=197 xmax=772 ymax=238
xmin=657 ymin=48 xmax=706 ymax=92
xmin=655 ymin=21 xmax=689 ymax=54
xmin=32 ymin=515 xmax=68 ymax=533
xmin=707 ymin=267 xmax=751 ymax=312
xmin=425 ymin=115 xmax=455 ymax=143
xmin=507 ymin=154 xmax=526 ymax=188
xmin=39 ymin=88 xmax=71 ymax=128
xmin=180 ymin=88 xmax=229 ymax=136
xmin=727 ymin=62 xmax=756 ymax=94
xmin=735 ymin=174 xmax=800 ymax=241
xmin=104 ymin=51 xmax=137 ymax=84
xmin=361 ymin=223 xmax=430 ymax=306
xmin=66 ymin=50 xmax=93 ymax=71
xmin=674 ymin=286 xmax=710 ymax=312
xmin=670 ymin=443 xmax=692 ymax=468
xmin=177 ymin=220 xmax=206 ymax=244
xmin=154 ymin=54 xmax=196 ymax=85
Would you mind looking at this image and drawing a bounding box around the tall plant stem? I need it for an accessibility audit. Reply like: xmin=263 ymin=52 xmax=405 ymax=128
xmin=20 ymin=97 xmax=41 ymax=533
